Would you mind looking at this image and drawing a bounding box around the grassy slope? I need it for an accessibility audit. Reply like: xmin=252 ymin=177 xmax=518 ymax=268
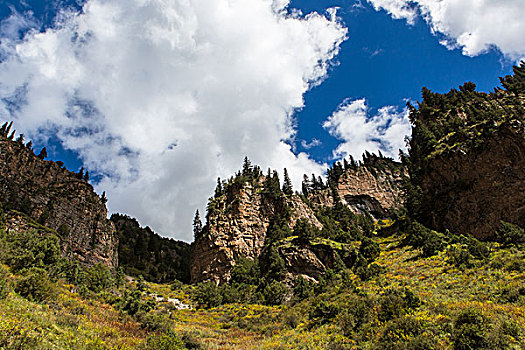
xmin=1 ymin=233 xmax=523 ymax=349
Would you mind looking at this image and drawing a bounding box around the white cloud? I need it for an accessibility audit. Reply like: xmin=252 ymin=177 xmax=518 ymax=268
xmin=368 ymin=0 xmax=525 ymax=60
xmin=0 ymin=0 xmax=346 ymax=241
xmin=323 ymin=98 xmax=410 ymax=160
xmin=300 ymin=138 xmax=322 ymax=149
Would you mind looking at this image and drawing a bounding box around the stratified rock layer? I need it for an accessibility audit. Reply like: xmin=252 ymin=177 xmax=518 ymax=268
xmin=0 ymin=136 xmax=118 ymax=269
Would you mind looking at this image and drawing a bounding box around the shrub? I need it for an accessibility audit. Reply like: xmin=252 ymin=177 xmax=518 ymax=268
xmin=375 ymin=316 xmax=429 ymax=350
xmin=2 ymin=229 xmax=60 ymax=272
xmin=119 ymin=289 xmax=154 ymax=316
xmin=310 ymin=299 xmax=340 ymax=325
xmin=15 ymin=267 xmax=57 ymax=302
xmin=230 ymin=257 xmax=260 ymax=286
xmin=85 ymin=263 xmax=114 ymax=293
xmin=261 ymin=280 xmax=287 ymax=306
xmin=292 ymin=276 xmax=314 ymax=302
xmin=170 ymin=279 xmax=184 ymax=291
xmin=359 ymin=237 xmax=380 ymax=262
xmin=452 ymin=308 xmax=489 ymax=350
xmin=336 ymin=294 xmax=372 ymax=335
xmin=143 ymin=332 xmax=185 ymax=350
xmin=355 ymin=262 xmax=384 ymax=281
xmin=494 ymin=221 xmax=524 ymax=247
xmin=0 ymin=265 xmax=9 ymax=299
xmin=378 ymin=288 xmax=420 ymax=322
xmin=193 ymin=281 xmax=222 ymax=309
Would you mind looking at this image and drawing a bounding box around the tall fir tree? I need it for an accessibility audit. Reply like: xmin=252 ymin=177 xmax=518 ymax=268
xmin=282 ymin=168 xmax=293 ymax=195
xmin=193 ymin=210 xmax=203 ymax=240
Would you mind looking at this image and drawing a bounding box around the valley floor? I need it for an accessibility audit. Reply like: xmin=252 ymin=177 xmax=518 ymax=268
xmin=1 ymin=232 xmax=524 ymax=349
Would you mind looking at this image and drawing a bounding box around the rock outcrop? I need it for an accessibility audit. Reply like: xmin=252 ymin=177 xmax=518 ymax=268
xmin=417 ymin=122 xmax=525 ymax=239
xmin=308 ymin=159 xmax=407 ymax=219
xmin=336 ymin=162 xmax=406 ymax=219
xmin=191 ymin=177 xmax=321 ymax=284
xmin=0 ymin=134 xmax=118 ymax=269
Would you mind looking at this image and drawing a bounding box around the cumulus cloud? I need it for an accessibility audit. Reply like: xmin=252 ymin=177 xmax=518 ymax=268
xmin=323 ymin=98 xmax=410 ymax=160
xmin=367 ymin=0 xmax=525 ymax=60
xmin=0 ymin=0 xmax=346 ymax=240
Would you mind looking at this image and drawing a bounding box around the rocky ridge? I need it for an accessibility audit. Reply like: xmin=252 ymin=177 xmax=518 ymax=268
xmin=0 ymin=132 xmax=118 ymax=269
xmin=191 ymin=159 xmax=405 ymax=284
xmin=191 ymin=176 xmax=322 ymax=284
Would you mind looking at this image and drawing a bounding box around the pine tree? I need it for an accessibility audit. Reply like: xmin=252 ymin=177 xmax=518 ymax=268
xmin=193 ymin=210 xmax=203 ymax=240
xmin=83 ymin=171 xmax=90 ymax=182
xmin=214 ymin=177 xmax=223 ymax=198
xmin=242 ymin=156 xmax=252 ymax=177
xmin=0 ymin=122 xmax=7 ymax=136
xmin=282 ymin=168 xmax=293 ymax=195
xmin=302 ymin=174 xmax=310 ymax=196
xmin=37 ymin=147 xmax=47 ymax=160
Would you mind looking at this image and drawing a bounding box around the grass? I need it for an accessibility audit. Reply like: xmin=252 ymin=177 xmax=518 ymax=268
xmin=1 ymin=233 xmax=524 ymax=349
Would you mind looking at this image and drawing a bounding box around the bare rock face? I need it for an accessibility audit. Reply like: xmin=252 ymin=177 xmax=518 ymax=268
xmin=337 ymin=164 xmax=407 ymax=219
xmin=307 ymin=160 xmax=407 ymax=219
xmin=0 ymin=136 xmax=118 ymax=269
xmin=190 ymin=178 xmax=321 ymax=284
xmin=418 ymin=123 xmax=525 ymax=240
xmin=279 ymin=242 xmax=355 ymax=281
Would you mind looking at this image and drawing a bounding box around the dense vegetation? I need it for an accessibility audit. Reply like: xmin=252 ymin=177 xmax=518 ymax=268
xmin=112 ymin=214 xmax=191 ymax=283
xmin=405 ymin=61 xmax=525 ymax=225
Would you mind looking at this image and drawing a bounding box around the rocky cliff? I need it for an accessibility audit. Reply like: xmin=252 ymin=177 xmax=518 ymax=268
xmin=190 ymin=158 xmax=405 ymax=285
xmin=307 ymin=158 xmax=407 ymax=219
xmin=191 ymin=173 xmax=322 ymax=284
xmin=407 ymin=66 xmax=525 ymax=239
xmin=414 ymin=121 xmax=525 ymax=239
xmin=0 ymin=130 xmax=118 ymax=269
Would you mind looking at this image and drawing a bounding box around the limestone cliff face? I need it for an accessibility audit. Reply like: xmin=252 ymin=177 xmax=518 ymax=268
xmin=190 ymin=177 xmax=321 ymax=284
xmin=308 ymin=159 xmax=407 ymax=219
xmin=417 ymin=122 xmax=525 ymax=239
xmin=337 ymin=163 xmax=407 ymax=219
xmin=0 ymin=136 xmax=118 ymax=269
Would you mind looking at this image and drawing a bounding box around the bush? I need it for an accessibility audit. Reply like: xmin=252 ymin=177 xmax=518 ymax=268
xmin=143 ymin=332 xmax=185 ymax=350
xmin=119 ymin=289 xmax=154 ymax=316
xmin=292 ymin=276 xmax=314 ymax=302
xmin=359 ymin=237 xmax=380 ymax=262
xmin=336 ymin=295 xmax=372 ymax=336
xmin=193 ymin=281 xmax=222 ymax=309
xmin=261 ymin=280 xmax=287 ymax=306
xmin=494 ymin=221 xmax=524 ymax=247
xmin=453 ymin=308 xmax=489 ymax=350
xmin=375 ymin=316 xmax=430 ymax=350
xmin=378 ymin=288 xmax=420 ymax=322
xmin=310 ymin=299 xmax=340 ymax=325
xmin=15 ymin=267 xmax=57 ymax=302
xmin=2 ymin=230 xmax=60 ymax=272
xmin=85 ymin=263 xmax=114 ymax=293
xmin=0 ymin=265 xmax=9 ymax=299
xmin=404 ymin=221 xmax=444 ymax=257
xmin=355 ymin=262 xmax=384 ymax=281
xmin=230 ymin=257 xmax=260 ymax=286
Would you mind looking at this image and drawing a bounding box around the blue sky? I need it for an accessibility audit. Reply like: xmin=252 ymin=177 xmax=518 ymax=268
xmin=0 ymin=0 xmax=522 ymax=239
